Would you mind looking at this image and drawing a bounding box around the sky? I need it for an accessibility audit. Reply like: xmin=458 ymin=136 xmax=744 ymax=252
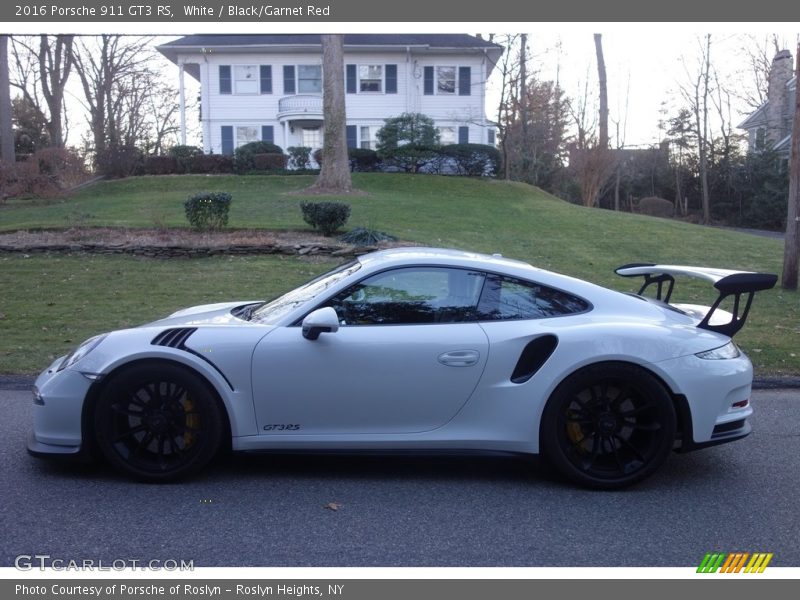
xmin=485 ymin=28 xmax=799 ymax=147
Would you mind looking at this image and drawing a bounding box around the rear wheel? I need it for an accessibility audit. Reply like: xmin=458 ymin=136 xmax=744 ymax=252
xmin=94 ymin=363 xmax=223 ymax=482
xmin=541 ymin=363 xmax=676 ymax=490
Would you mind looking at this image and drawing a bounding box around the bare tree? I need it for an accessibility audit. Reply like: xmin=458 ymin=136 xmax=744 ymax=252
xmin=307 ymin=34 xmax=352 ymax=194
xmin=0 ymin=35 xmax=14 ymax=163
xmin=782 ymin=42 xmax=800 ymax=290
xmin=72 ymin=35 xmax=153 ymax=157
xmin=492 ymin=33 xmax=520 ymax=180
xmin=680 ymin=34 xmax=713 ymax=224
xmin=594 ymin=33 xmax=609 ymax=149
xmin=9 ymin=35 xmax=74 ymax=148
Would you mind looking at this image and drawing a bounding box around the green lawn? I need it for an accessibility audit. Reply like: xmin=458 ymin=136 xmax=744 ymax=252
xmin=1 ymin=173 xmax=797 ymax=375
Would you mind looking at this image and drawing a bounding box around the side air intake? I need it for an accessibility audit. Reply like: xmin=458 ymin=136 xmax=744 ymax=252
xmin=510 ymin=335 xmax=559 ymax=384
xmin=151 ymin=328 xmax=197 ymax=349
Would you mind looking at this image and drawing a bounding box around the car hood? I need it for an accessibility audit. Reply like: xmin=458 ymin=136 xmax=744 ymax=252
xmin=143 ymin=301 xmax=263 ymax=328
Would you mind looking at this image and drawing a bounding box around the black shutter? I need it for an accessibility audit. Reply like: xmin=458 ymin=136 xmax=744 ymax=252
xmin=458 ymin=126 xmax=469 ymax=144
xmin=346 ymin=125 xmax=358 ymax=149
xmin=283 ymin=65 xmax=295 ymax=94
xmin=458 ymin=66 xmax=471 ymax=96
xmin=221 ymin=126 xmax=234 ymax=155
xmin=219 ymin=66 xmax=232 ymax=94
xmin=385 ymin=64 xmax=397 ymax=94
xmin=346 ymin=64 xmax=357 ymax=94
xmin=261 ymin=126 xmax=274 ymax=144
xmin=260 ymin=65 xmax=272 ymax=94
xmin=424 ymin=66 xmax=434 ymax=95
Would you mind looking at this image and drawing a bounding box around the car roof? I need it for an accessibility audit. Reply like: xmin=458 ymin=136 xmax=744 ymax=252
xmin=357 ymin=247 xmax=536 ymax=272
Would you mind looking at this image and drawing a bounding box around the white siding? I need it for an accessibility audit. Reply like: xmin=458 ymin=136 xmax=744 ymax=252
xmin=176 ymin=47 xmax=494 ymax=153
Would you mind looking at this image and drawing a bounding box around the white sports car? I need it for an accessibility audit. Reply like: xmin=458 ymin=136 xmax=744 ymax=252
xmin=28 ymin=248 xmax=776 ymax=488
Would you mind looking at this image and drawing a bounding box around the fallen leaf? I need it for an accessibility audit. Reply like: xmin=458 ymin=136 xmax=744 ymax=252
xmin=323 ymin=502 xmax=343 ymax=511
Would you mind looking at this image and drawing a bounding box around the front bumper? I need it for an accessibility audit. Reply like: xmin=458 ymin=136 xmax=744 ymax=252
xmin=28 ymin=357 xmax=94 ymax=458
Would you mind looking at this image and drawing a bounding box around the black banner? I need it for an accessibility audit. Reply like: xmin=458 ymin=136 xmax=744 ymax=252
xmin=4 ymin=579 xmax=798 ymax=600
xmin=2 ymin=0 xmax=799 ymax=23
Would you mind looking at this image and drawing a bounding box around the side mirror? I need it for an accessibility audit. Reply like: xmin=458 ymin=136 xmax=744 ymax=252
xmin=302 ymin=307 xmax=340 ymax=340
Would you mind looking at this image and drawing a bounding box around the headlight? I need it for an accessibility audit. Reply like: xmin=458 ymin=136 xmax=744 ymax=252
xmin=696 ymin=341 xmax=741 ymax=360
xmin=57 ymin=334 xmax=107 ymax=371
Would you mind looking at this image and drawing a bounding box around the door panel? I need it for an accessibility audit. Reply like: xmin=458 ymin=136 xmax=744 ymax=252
xmin=251 ymin=323 xmax=489 ymax=434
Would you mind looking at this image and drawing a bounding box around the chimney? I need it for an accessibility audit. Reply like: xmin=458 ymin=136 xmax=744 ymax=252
xmin=766 ymin=49 xmax=793 ymax=146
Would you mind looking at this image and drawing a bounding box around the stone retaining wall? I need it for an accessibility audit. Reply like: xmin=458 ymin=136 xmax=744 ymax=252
xmin=0 ymin=242 xmax=375 ymax=259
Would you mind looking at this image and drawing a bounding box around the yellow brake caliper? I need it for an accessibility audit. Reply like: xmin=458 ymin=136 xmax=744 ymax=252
xmin=184 ymin=397 xmax=199 ymax=448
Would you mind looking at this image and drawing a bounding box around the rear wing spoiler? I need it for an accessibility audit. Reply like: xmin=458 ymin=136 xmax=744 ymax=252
xmin=615 ymin=263 xmax=777 ymax=337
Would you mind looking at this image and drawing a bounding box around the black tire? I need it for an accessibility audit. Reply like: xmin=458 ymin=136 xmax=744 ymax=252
xmin=541 ymin=363 xmax=676 ymax=490
xmin=94 ymin=363 xmax=224 ymax=482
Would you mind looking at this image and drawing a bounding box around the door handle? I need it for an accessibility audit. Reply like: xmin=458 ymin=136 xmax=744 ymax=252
xmin=438 ymin=350 xmax=480 ymax=367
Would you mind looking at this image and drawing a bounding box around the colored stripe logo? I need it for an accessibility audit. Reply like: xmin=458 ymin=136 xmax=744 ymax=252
xmin=697 ymin=552 xmax=773 ymax=573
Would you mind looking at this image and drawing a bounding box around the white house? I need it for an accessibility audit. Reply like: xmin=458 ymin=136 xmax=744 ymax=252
xmin=157 ymin=34 xmax=503 ymax=157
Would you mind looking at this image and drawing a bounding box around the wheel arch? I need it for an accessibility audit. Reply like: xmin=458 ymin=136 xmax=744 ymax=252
xmin=538 ymin=359 xmax=689 ymax=446
xmin=81 ymin=357 xmax=233 ymax=457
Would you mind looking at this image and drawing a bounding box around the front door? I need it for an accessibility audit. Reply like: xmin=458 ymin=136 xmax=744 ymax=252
xmin=251 ymin=267 xmax=490 ymax=435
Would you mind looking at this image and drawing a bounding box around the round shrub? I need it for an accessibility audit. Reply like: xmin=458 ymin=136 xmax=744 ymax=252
xmin=287 ymin=146 xmax=312 ymax=170
xmin=234 ymin=141 xmax=283 ymax=172
xmin=300 ymin=201 xmax=351 ymax=236
xmin=168 ymin=145 xmax=203 ymax=173
xmin=184 ymin=192 xmax=232 ymax=231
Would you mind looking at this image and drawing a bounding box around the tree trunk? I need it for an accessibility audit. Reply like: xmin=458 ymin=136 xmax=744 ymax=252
xmin=0 ymin=35 xmax=15 ymax=164
xmin=39 ymin=35 xmax=73 ymax=148
xmin=781 ymin=43 xmax=800 ymax=290
xmin=519 ymin=34 xmax=530 ymax=178
xmin=698 ymin=35 xmax=712 ymax=224
xmin=308 ymin=34 xmax=353 ymax=194
xmin=594 ymin=33 xmax=609 ymax=149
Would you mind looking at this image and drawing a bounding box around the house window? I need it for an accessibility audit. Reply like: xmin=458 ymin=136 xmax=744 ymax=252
xmin=437 ymin=66 xmax=456 ymax=94
xmin=423 ymin=66 xmax=471 ymax=96
xmin=236 ymin=126 xmax=260 ymax=147
xmin=302 ymin=127 xmax=322 ymax=149
xmin=360 ymin=126 xmax=375 ymax=150
xmin=219 ymin=66 xmax=232 ymax=95
xmin=755 ymin=127 xmax=766 ymax=151
xmin=438 ymin=127 xmax=456 ymax=145
xmin=298 ymin=65 xmax=322 ymax=94
xmin=487 ymin=129 xmax=496 ymax=145
xmin=458 ymin=126 xmax=469 ymax=144
xmin=358 ymin=65 xmax=383 ymax=92
xmin=234 ymin=65 xmax=259 ymax=94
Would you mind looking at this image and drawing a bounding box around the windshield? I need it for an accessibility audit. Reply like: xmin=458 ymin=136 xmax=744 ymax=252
xmin=250 ymin=260 xmax=361 ymax=325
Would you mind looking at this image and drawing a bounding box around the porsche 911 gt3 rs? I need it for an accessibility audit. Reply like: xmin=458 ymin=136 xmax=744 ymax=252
xmin=28 ymin=248 xmax=777 ymax=488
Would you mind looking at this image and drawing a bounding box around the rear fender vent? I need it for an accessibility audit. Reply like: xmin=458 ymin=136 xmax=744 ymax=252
xmin=510 ymin=335 xmax=559 ymax=384
xmin=151 ymin=328 xmax=197 ymax=349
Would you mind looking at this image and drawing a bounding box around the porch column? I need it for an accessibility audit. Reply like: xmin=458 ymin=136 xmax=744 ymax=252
xmin=283 ymin=121 xmax=288 ymax=151
xmin=178 ymin=62 xmax=187 ymax=146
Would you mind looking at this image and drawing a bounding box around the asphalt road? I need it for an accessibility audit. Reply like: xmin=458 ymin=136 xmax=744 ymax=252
xmin=1 ymin=388 xmax=798 ymax=568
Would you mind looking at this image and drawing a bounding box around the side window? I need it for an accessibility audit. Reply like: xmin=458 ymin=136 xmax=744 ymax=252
xmin=477 ymin=274 xmax=589 ymax=320
xmin=326 ymin=267 xmax=486 ymax=326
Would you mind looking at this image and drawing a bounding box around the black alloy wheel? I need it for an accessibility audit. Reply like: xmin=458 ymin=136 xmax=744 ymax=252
xmin=94 ymin=363 xmax=223 ymax=482
xmin=541 ymin=363 xmax=676 ymax=490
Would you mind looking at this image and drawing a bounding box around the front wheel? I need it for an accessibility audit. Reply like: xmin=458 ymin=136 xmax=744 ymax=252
xmin=94 ymin=363 xmax=224 ymax=482
xmin=540 ymin=363 xmax=676 ymax=490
